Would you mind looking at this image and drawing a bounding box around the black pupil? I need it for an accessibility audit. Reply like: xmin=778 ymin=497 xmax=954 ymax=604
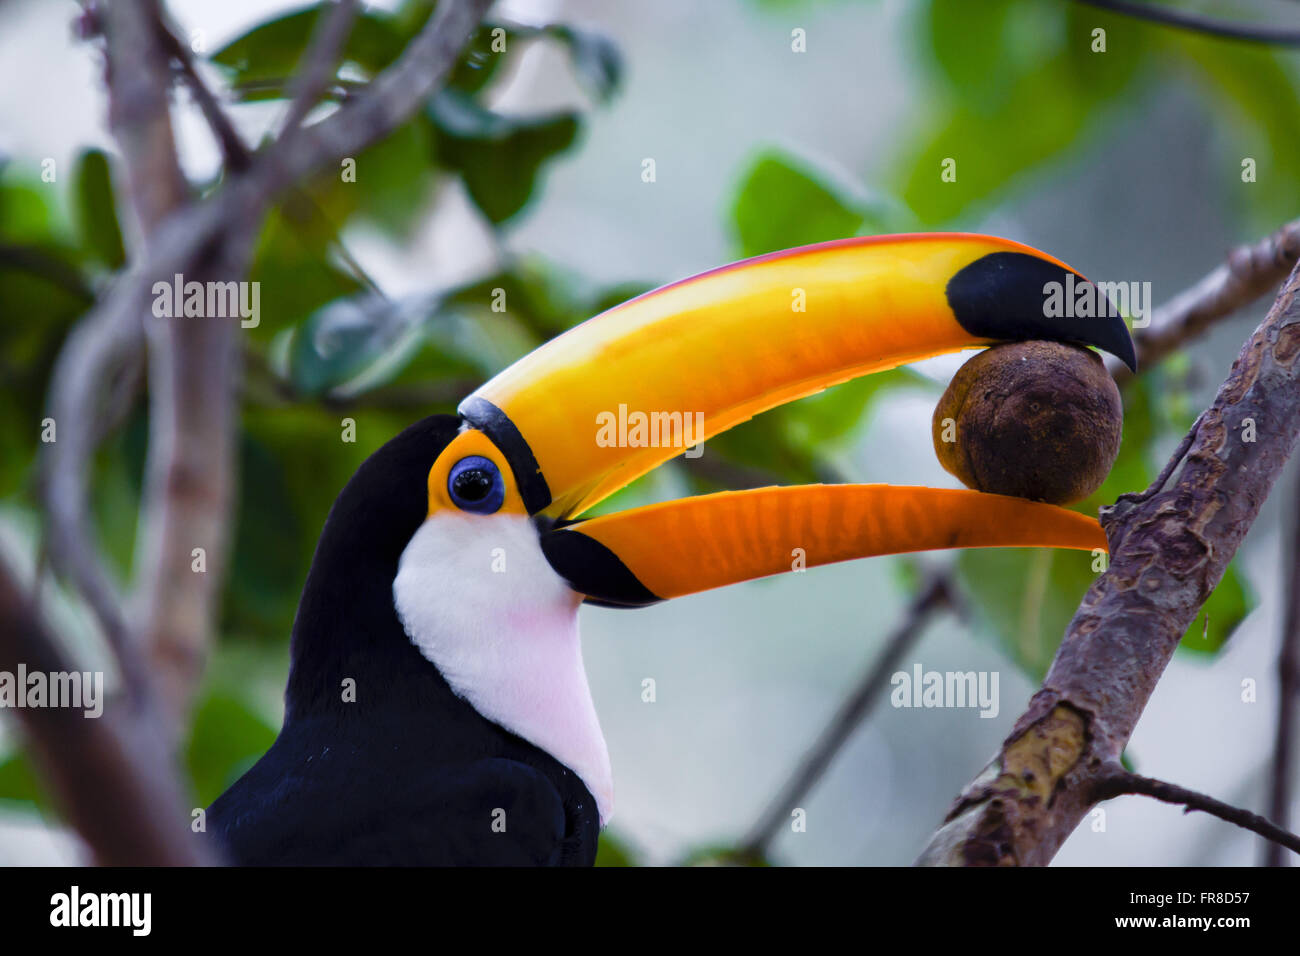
xmin=453 ymin=469 xmax=493 ymax=502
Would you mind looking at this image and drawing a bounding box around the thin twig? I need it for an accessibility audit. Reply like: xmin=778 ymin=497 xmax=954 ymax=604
xmin=1096 ymin=765 xmax=1300 ymax=857
xmin=1126 ymin=219 xmax=1300 ymax=375
xmin=1107 ymin=410 xmax=1204 ymax=511
xmin=42 ymin=307 xmax=147 ymax=700
xmin=257 ymin=0 xmax=491 ymax=196
xmin=0 ymin=245 xmax=96 ymax=301
xmin=62 ymin=0 xmax=490 ymax=392
xmin=131 ymin=0 xmax=484 ymax=730
xmin=1071 ymin=0 xmax=1300 ymax=46
xmin=278 ymin=0 xmax=360 ymax=143
xmin=736 ymin=572 xmax=956 ymax=860
xmin=155 ymin=14 xmax=384 ymax=299
xmin=1265 ymin=468 xmax=1300 ymax=866
xmin=156 ymin=17 xmax=252 ymax=171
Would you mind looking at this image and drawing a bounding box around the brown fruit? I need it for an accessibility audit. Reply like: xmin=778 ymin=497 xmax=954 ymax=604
xmin=931 ymin=341 xmax=1122 ymax=505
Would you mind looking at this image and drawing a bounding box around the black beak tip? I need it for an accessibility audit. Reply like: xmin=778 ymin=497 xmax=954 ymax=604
xmin=1105 ymin=317 xmax=1139 ymax=373
xmin=947 ymin=250 xmax=1139 ymax=373
xmin=539 ymin=526 xmax=662 ymax=608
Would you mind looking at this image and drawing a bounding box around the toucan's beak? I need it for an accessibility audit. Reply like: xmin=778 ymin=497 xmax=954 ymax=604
xmin=459 ymin=233 xmax=1131 ymax=606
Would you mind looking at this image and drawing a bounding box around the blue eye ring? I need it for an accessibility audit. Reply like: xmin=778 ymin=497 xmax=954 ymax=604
xmin=447 ymin=456 xmax=506 ymax=515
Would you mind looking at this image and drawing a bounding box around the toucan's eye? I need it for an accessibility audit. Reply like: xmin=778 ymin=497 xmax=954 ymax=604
xmin=447 ymin=456 xmax=505 ymax=514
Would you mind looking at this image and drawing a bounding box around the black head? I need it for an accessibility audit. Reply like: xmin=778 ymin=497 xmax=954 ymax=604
xmin=284 ymin=414 xmax=462 ymax=720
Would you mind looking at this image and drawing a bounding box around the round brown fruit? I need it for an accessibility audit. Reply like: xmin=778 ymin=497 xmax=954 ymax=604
xmin=931 ymin=340 xmax=1122 ymax=505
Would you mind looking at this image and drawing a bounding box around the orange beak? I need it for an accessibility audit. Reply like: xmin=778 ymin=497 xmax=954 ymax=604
xmin=457 ymin=233 xmax=1129 ymax=605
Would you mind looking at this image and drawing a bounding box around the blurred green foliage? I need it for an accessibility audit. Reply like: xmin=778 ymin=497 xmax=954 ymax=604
xmin=0 ymin=0 xmax=1285 ymax=858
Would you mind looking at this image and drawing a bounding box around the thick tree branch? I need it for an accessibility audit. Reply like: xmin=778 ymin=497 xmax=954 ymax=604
xmin=43 ymin=0 xmax=189 ymax=703
xmin=918 ymin=255 xmax=1300 ymax=866
xmin=26 ymin=0 xmax=490 ymax=865
xmin=101 ymin=0 xmax=190 ymax=239
xmin=131 ymin=245 xmax=246 ymax=730
xmin=0 ymin=556 xmax=212 ymax=864
xmin=1265 ymin=470 xmax=1300 ymax=865
xmin=128 ymin=0 xmax=488 ymax=730
xmin=1095 ymin=766 xmax=1300 ymax=857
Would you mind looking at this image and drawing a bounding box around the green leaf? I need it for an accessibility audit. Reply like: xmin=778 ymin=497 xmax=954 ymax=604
xmin=0 ymin=750 xmax=48 ymax=811
xmin=0 ymin=179 xmax=95 ymax=497
xmin=544 ymin=24 xmax=623 ymax=103
xmin=222 ymin=433 xmax=306 ymax=639
xmin=247 ymin=202 xmax=365 ymax=341
xmin=782 ymin=368 xmax=931 ymax=449
xmin=899 ymin=1 xmax=1145 ymax=225
xmin=0 ymin=180 xmax=59 ymax=244
xmin=297 ymin=119 xmax=436 ymax=238
xmin=72 ymin=149 xmax=125 ymax=269
xmin=287 ymin=294 xmax=430 ymax=397
xmin=594 ymin=829 xmax=640 ymax=866
xmin=957 ymin=546 xmax=1096 ymax=679
xmin=447 ymin=22 xmax=513 ymax=95
xmin=899 ymin=58 xmax=1091 ymax=225
xmin=428 ymin=91 xmax=581 ymax=224
xmin=185 ymin=691 xmax=278 ymax=806
xmin=210 ymin=5 xmax=404 ymax=92
xmin=450 ymin=21 xmax=621 ymax=101
xmin=731 ymin=150 xmax=874 ymax=258
xmin=923 ymin=0 xmax=1021 ymax=114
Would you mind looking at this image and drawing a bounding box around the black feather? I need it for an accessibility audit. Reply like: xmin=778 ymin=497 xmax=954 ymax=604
xmin=207 ymin=416 xmax=599 ymax=865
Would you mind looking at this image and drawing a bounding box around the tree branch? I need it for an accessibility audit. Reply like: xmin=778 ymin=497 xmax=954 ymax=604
xmin=917 ymin=255 xmax=1300 ymax=866
xmin=1071 ymin=0 xmax=1300 ymax=46
xmin=43 ymin=0 xmax=189 ymax=704
xmin=60 ymin=0 xmax=490 ymax=397
xmin=125 ymin=0 xmax=488 ymax=731
xmin=131 ymin=237 xmax=246 ymax=730
xmin=0 ymin=555 xmax=212 ymax=864
xmin=1095 ymin=766 xmax=1300 ymax=857
xmin=736 ymin=571 xmax=956 ymax=861
xmin=1265 ymin=469 xmax=1300 ymax=865
xmin=42 ymin=306 xmax=148 ymax=700
xmin=257 ymin=0 xmax=491 ymax=195
xmin=1129 ymin=218 xmax=1300 ymax=373
xmin=277 ymin=0 xmax=359 ymax=142
xmin=156 ymin=17 xmax=252 ymax=171
xmin=25 ymin=0 xmax=491 ymax=865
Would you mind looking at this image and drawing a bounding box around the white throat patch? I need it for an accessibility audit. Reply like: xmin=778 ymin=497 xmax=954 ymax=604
xmin=392 ymin=512 xmax=613 ymax=824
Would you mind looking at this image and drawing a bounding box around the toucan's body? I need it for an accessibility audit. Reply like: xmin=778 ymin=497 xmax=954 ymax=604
xmin=207 ymin=234 xmax=1134 ymax=866
xmin=208 ymin=418 xmax=599 ymax=865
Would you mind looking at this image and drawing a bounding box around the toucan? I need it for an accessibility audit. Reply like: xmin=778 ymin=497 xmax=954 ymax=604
xmin=206 ymin=234 xmax=1134 ymax=865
